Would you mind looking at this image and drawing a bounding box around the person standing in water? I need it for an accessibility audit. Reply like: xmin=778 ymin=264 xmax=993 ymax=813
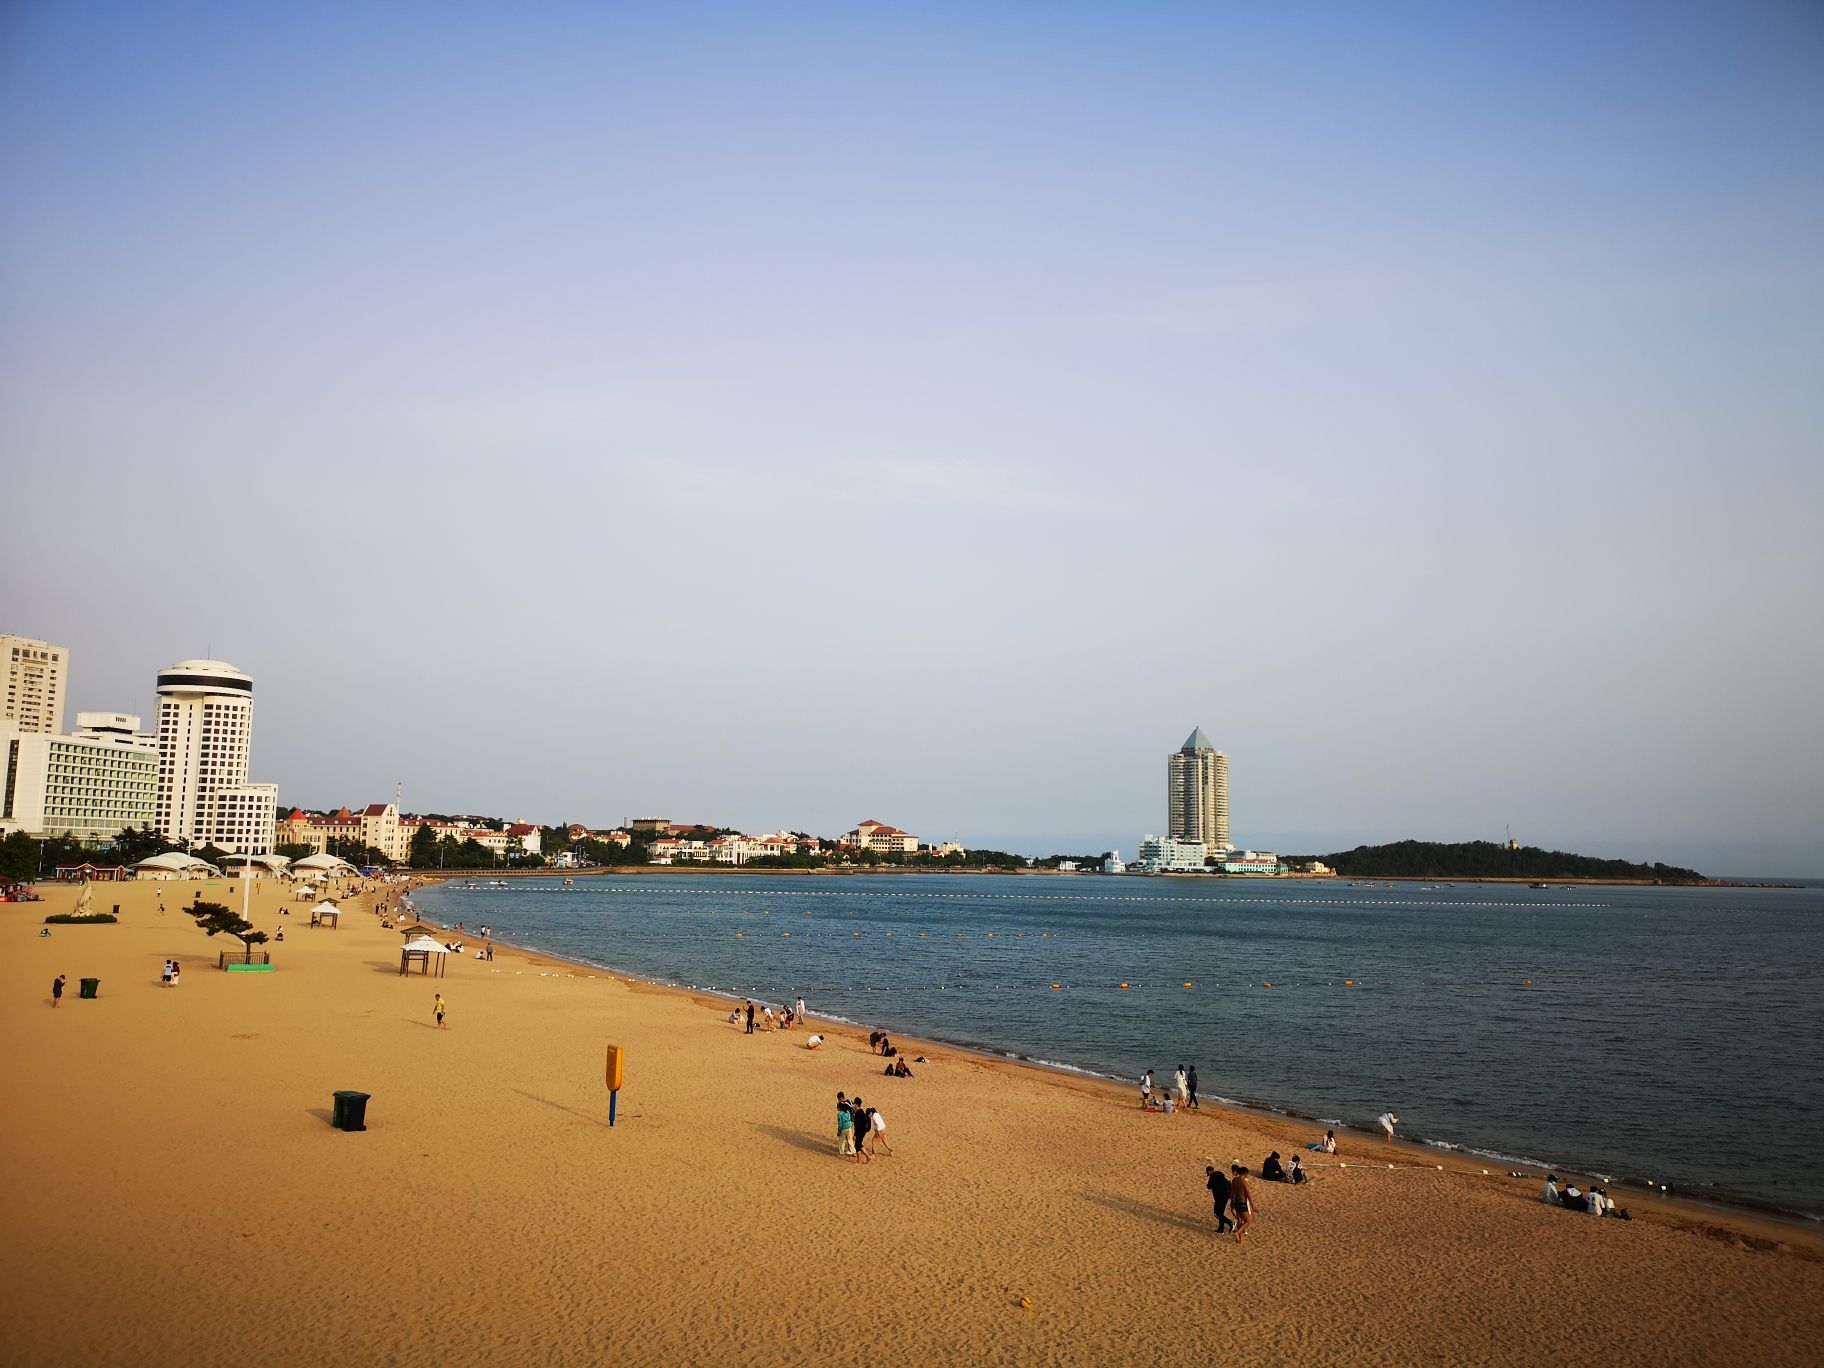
xmin=1377 ymin=1111 xmax=1399 ymax=1140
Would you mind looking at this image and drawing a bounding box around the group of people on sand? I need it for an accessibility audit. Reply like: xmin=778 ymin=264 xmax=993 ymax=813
xmin=868 ymin=1031 xmax=915 ymax=1075
xmin=835 ymin=1090 xmax=893 ymax=1164
xmin=1543 ymin=1174 xmax=1630 ymax=1219
xmin=1205 ymin=1164 xmax=1255 ymax=1240
xmin=1139 ymin=1065 xmax=1200 ymax=1113
xmin=737 ymin=995 xmax=808 ymax=1034
xmin=160 ymin=959 xmax=182 ymax=987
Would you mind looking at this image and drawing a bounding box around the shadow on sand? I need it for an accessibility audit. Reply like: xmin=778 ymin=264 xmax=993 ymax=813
xmin=1080 ymin=1190 xmax=1213 ymax=1236
xmin=754 ymin=1123 xmax=838 ymax=1158
xmin=305 ymin=1107 xmax=334 ymax=1126
xmin=511 ymin=1088 xmax=614 ymax=1129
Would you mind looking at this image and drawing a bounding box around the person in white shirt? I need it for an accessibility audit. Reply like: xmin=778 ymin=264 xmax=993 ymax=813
xmin=1140 ymin=1070 xmax=1154 ymax=1106
xmin=866 ymin=1107 xmax=892 ymax=1155
xmin=805 ymin=1034 xmax=824 ymax=1050
xmin=1588 ymin=1187 xmax=1609 ymax=1217
xmin=796 ymin=996 xmax=807 ymax=1022
xmin=1542 ymin=1175 xmax=1560 ymax=1205
xmin=1377 ymin=1111 xmax=1399 ymax=1140
xmin=1173 ymin=1067 xmax=1188 ymax=1107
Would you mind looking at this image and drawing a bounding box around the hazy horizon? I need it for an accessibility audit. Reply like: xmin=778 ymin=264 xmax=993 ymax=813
xmin=3 ymin=4 xmax=1820 ymax=876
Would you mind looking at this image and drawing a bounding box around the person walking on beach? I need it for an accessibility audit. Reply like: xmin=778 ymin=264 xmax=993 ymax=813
xmin=1230 ymin=1164 xmax=1254 ymax=1242
xmin=1140 ymin=1070 xmax=1154 ymax=1106
xmin=1205 ymin=1164 xmax=1234 ymax=1233
xmin=745 ymin=1001 xmax=756 ymax=1034
xmin=434 ymin=993 xmax=447 ymax=1029
xmin=52 ymin=973 xmax=66 ymax=1008
xmin=1187 ymin=1064 xmax=1200 ymax=1109
xmin=1377 ymin=1111 xmax=1399 ymax=1141
xmin=851 ymin=1096 xmax=872 ymax=1163
xmin=1173 ymin=1066 xmax=1189 ymax=1108
xmin=866 ymin=1106 xmax=892 ymax=1156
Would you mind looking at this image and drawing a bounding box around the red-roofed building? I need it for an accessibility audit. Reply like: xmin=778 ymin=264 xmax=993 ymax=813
xmin=845 ymin=819 xmax=920 ymax=854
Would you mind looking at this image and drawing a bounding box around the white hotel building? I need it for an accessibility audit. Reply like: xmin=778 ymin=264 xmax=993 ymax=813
xmin=154 ymin=659 xmax=277 ymax=854
xmin=1 ymin=712 xmax=160 ymax=842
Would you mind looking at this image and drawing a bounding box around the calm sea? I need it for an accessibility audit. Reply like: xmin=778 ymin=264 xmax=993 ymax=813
xmin=414 ymin=873 xmax=1824 ymax=1220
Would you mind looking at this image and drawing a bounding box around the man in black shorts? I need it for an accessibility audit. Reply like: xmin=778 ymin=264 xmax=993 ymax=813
xmin=850 ymin=1095 xmax=872 ymax=1163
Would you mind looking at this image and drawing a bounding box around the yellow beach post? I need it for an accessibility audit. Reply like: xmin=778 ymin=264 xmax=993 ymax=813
xmin=605 ymin=1044 xmax=625 ymax=1127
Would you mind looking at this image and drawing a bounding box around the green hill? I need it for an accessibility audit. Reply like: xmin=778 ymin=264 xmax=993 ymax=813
xmin=1315 ymin=839 xmax=1706 ymax=884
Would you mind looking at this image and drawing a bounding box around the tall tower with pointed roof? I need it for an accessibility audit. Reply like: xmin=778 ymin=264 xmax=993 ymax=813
xmin=1168 ymin=727 xmax=1229 ymax=851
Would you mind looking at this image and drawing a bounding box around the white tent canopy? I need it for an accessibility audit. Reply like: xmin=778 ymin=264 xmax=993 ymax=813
xmin=221 ymin=853 xmax=291 ymax=875
xmin=290 ymin=853 xmax=356 ymax=875
xmin=402 ymin=935 xmax=447 ymax=953
xmin=293 ymin=885 xmax=317 ymax=898
xmin=312 ymin=901 xmax=341 ymax=915
xmin=134 ymin=852 xmax=219 ymax=878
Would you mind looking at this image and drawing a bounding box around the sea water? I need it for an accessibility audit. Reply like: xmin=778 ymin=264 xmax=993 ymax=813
xmin=415 ymin=873 xmax=1824 ymax=1220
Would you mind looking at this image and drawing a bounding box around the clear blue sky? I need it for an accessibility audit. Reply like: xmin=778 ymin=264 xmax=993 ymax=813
xmin=3 ymin=2 xmax=1820 ymax=873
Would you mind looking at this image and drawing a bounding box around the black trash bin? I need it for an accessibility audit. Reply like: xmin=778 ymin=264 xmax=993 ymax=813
xmin=331 ymin=1090 xmax=370 ymax=1132
xmin=79 ymin=978 xmax=99 ymax=999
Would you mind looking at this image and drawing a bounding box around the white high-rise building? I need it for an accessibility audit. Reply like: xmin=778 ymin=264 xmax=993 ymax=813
xmin=153 ymin=659 xmax=276 ymax=853
xmin=1167 ymin=727 xmax=1230 ymax=852
xmin=2 ymin=634 xmax=69 ymax=734
xmin=1 ymin=712 xmax=159 ymax=842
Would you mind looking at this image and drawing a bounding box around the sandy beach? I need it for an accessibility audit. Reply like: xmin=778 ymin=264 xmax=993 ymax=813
xmin=3 ymin=877 xmax=1821 ymax=1367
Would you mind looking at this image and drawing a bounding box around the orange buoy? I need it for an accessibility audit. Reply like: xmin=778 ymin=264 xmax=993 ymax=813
xmin=885 ymin=931 xmax=892 ymax=937
xmin=1263 ymin=982 xmax=1272 ymax=988
xmin=1183 ymin=982 xmax=1193 ymax=988
xmin=1119 ymin=982 xmax=1130 ymax=990
xmin=1051 ymin=983 xmax=1061 ymax=990
xmin=1344 ymin=980 xmax=1353 ymax=986
xmin=1523 ymin=979 xmax=1533 ymax=985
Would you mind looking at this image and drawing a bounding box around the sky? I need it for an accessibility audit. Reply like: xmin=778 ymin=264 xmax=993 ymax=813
xmin=2 ymin=2 xmax=1820 ymax=874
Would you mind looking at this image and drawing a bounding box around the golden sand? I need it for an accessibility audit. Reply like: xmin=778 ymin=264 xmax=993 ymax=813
xmin=3 ymin=878 xmax=1821 ymax=1367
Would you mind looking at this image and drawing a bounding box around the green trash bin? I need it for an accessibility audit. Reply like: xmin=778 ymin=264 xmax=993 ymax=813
xmin=331 ymin=1090 xmax=370 ymax=1132
xmin=79 ymin=978 xmax=99 ymax=999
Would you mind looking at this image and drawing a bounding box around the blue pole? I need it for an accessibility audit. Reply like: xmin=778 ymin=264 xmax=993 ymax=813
xmin=609 ymin=1088 xmax=618 ymax=1127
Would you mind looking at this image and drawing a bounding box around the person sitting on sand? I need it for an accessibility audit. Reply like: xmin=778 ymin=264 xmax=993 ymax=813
xmin=1321 ymin=1129 xmax=1338 ymax=1153
xmin=1542 ymin=1174 xmax=1560 ymax=1205
xmin=1161 ymin=1094 xmax=1175 ymax=1114
xmin=1560 ymin=1183 xmax=1586 ymax=1212
xmin=1587 ymin=1186 xmax=1610 ymax=1217
xmin=891 ymin=1057 xmax=912 ymax=1078
xmin=1262 ymin=1152 xmax=1287 ymax=1182
xmin=1290 ymin=1155 xmax=1309 ymax=1184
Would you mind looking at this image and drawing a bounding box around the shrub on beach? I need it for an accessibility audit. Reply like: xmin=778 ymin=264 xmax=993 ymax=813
xmin=44 ymin=912 xmax=119 ymax=924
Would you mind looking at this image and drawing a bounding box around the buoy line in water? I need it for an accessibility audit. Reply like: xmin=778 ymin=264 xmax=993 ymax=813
xmin=463 ymin=885 xmax=1614 ymax=911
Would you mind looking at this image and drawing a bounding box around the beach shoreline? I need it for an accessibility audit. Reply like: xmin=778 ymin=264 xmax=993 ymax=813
xmin=6 ymin=875 xmax=1822 ymax=1366
xmin=410 ymin=882 xmax=1824 ymax=1241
